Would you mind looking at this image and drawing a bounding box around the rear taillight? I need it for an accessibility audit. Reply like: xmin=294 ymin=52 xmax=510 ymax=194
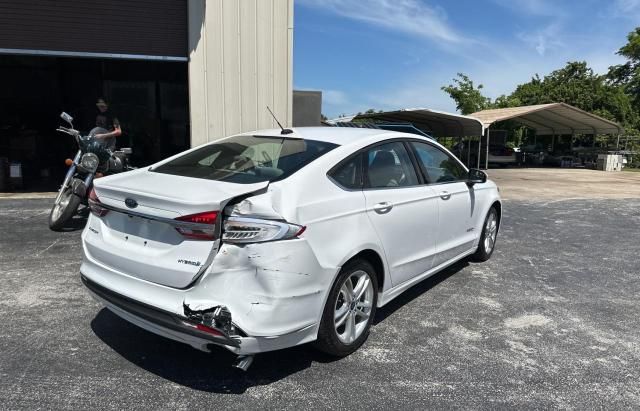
xmin=88 ymin=188 xmax=109 ymax=217
xmin=222 ymin=217 xmax=305 ymax=244
xmin=174 ymin=211 xmax=218 ymax=240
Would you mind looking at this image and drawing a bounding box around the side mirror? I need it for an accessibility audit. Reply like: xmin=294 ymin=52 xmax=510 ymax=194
xmin=467 ymin=168 xmax=487 ymax=186
xmin=60 ymin=112 xmax=74 ymax=125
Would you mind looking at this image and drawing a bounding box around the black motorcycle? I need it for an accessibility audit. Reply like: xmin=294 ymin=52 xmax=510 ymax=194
xmin=48 ymin=112 xmax=133 ymax=231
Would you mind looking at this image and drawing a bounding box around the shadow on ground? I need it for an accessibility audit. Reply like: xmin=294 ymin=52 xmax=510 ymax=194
xmin=373 ymin=259 xmax=469 ymax=325
xmin=90 ymin=260 xmax=468 ymax=394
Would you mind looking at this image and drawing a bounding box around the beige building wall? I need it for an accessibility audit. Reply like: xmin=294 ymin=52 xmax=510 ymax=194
xmin=188 ymin=0 xmax=294 ymax=147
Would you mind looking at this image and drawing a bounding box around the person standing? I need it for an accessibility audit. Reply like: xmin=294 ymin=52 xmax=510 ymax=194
xmin=94 ymin=98 xmax=122 ymax=150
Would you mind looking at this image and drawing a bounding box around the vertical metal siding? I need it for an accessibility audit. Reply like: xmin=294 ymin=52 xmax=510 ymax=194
xmin=189 ymin=0 xmax=293 ymax=145
xmin=0 ymin=0 xmax=187 ymax=58
xmin=239 ymin=0 xmax=258 ymax=132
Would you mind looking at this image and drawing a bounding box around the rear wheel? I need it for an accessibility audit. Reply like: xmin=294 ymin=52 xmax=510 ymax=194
xmin=472 ymin=206 xmax=499 ymax=262
xmin=314 ymin=260 xmax=378 ymax=357
xmin=49 ymin=186 xmax=82 ymax=231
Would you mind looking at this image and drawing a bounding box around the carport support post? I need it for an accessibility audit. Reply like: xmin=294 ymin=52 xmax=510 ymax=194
xmin=477 ymin=135 xmax=482 ymax=169
xmin=571 ymin=132 xmax=575 ymax=151
xmin=467 ymin=136 xmax=471 ymax=166
xmin=616 ymin=133 xmax=620 ymax=150
xmin=485 ymin=128 xmax=490 ymax=170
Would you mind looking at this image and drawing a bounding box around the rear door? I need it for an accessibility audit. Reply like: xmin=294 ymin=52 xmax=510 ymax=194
xmin=409 ymin=141 xmax=477 ymax=266
xmin=361 ymin=140 xmax=439 ymax=287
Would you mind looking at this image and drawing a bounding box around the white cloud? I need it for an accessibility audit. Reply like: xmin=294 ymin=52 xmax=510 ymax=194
xmin=517 ymin=24 xmax=564 ymax=56
xmin=491 ymin=0 xmax=564 ymax=16
xmin=332 ymin=42 xmax=627 ymax=118
xmin=323 ymin=89 xmax=350 ymax=106
xmin=614 ymin=0 xmax=640 ymax=13
xmin=296 ymin=0 xmax=632 ymax=118
xmin=297 ymin=0 xmax=465 ymax=44
xmin=610 ymin=0 xmax=640 ymax=18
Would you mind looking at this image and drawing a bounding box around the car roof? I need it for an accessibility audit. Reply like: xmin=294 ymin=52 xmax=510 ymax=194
xmin=245 ymin=127 xmax=399 ymax=146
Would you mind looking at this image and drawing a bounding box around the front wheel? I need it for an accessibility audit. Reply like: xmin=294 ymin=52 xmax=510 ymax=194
xmin=472 ymin=206 xmax=500 ymax=262
xmin=314 ymin=260 xmax=378 ymax=357
xmin=48 ymin=186 xmax=82 ymax=231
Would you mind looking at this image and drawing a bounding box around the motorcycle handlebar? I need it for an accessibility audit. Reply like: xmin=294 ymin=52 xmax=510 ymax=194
xmin=56 ymin=126 xmax=81 ymax=137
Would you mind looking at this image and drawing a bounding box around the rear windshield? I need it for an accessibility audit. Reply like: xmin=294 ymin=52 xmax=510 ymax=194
xmin=152 ymin=135 xmax=338 ymax=184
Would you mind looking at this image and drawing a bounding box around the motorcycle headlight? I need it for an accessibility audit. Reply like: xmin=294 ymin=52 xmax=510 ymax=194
xmin=80 ymin=153 xmax=99 ymax=172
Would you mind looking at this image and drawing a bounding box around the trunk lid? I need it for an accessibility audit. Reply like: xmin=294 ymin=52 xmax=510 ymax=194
xmin=84 ymin=170 xmax=268 ymax=288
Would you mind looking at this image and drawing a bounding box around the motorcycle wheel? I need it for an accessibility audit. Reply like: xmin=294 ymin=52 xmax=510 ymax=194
xmin=48 ymin=186 xmax=82 ymax=231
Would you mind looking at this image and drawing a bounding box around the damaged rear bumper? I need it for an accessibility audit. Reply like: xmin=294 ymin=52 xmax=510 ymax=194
xmin=82 ymin=274 xmax=241 ymax=349
xmin=81 ymin=268 xmax=321 ymax=355
xmin=80 ymin=233 xmax=338 ymax=354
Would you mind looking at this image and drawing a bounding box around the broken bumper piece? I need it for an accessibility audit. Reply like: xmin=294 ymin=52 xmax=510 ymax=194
xmin=183 ymin=302 xmax=239 ymax=337
xmin=81 ymin=274 xmax=240 ymax=349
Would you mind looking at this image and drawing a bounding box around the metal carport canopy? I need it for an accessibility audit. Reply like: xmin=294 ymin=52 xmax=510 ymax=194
xmin=353 ymin=108 xmax=484 ymax=137
xmin=471 ymin=103 xmax=623 ymax=135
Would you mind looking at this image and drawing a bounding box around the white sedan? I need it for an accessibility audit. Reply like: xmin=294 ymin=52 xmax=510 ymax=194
xmin=80 ymin=127 xmax=501 ymax=369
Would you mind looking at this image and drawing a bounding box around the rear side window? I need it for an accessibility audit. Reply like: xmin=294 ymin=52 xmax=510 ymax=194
xmin=364 ymin=142 xmax=419 ymax=188
xmin=329 ymin=154 xmax=362 ymax=189
xmin=411 ymin=141 xmax=467 ymax=183
xmin=153 ymin=135 xmax=338 ymax=184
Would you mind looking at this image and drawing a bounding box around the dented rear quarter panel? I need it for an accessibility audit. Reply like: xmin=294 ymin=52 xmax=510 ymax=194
xmin=187 ymin=239 xmax=335 ymax=337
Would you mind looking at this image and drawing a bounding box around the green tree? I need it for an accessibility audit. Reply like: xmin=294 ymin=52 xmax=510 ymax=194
xmin=511 ymin=61 xmax=636 ymax=127
xmin=441 ymin=31 xmax=640 ymax=153
xmin=608 ymin=27 xmax=640 ymax=120
xmin=441 ymin=73 xmax=492 ymax=114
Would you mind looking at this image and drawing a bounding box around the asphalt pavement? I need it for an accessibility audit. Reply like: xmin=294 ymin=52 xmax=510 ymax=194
xmin=1 ymin=198 xmax=639 ymax=409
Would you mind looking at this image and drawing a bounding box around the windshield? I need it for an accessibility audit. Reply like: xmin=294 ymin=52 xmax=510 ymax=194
xmin=152 ymin=135 xmax=338 ymax=184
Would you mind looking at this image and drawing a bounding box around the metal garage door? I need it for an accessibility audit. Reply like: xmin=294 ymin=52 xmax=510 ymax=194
xmin=0 ymin=0 xmax=187 ymax=60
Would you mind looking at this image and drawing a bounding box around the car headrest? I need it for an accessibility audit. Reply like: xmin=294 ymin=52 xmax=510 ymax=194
xmin=370 ymin=151 xmax=396 ymax=170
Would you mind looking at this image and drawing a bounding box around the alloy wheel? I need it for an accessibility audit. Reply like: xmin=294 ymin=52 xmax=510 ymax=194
xmin=484 ymin=211 xmax=498 ymax=254
xmin=334 ymin=270 xmax=375 ymax=344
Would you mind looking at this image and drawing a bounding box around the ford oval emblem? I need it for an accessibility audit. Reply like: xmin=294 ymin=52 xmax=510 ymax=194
xmin=124 ymin=198 xmax=138 ymax=209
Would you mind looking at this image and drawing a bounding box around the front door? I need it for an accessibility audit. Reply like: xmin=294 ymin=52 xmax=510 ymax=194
xmin=361 ymin=141 xmax=439 ymax=287
xmin=409 ymin=141 xmax=477 ymax=266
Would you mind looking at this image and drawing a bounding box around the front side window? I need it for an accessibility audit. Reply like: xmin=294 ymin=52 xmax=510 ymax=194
xmin=153 ymin=135 xmax=337 ymax=184
xmin=411 ymin=141 xmax=467 ymax=183
xmin=364 ymin=141 xmax=419 ymax=188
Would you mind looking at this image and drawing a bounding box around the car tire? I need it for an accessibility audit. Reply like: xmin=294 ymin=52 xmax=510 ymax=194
xmin=314 ymin=259 xmax=378 ymax=357
xmin=472 ymin=206 xmax=500 ymax=262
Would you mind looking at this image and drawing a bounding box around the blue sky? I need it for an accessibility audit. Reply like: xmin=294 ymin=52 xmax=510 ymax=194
xmin=293 ymin=0 xmax=640 ymax=118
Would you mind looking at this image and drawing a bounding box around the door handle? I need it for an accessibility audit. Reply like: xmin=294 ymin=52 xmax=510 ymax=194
xmin=373 ymin=202 xmax=393 ymax=214
xmin=439 ymin=191 xmax=451 ymax=200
